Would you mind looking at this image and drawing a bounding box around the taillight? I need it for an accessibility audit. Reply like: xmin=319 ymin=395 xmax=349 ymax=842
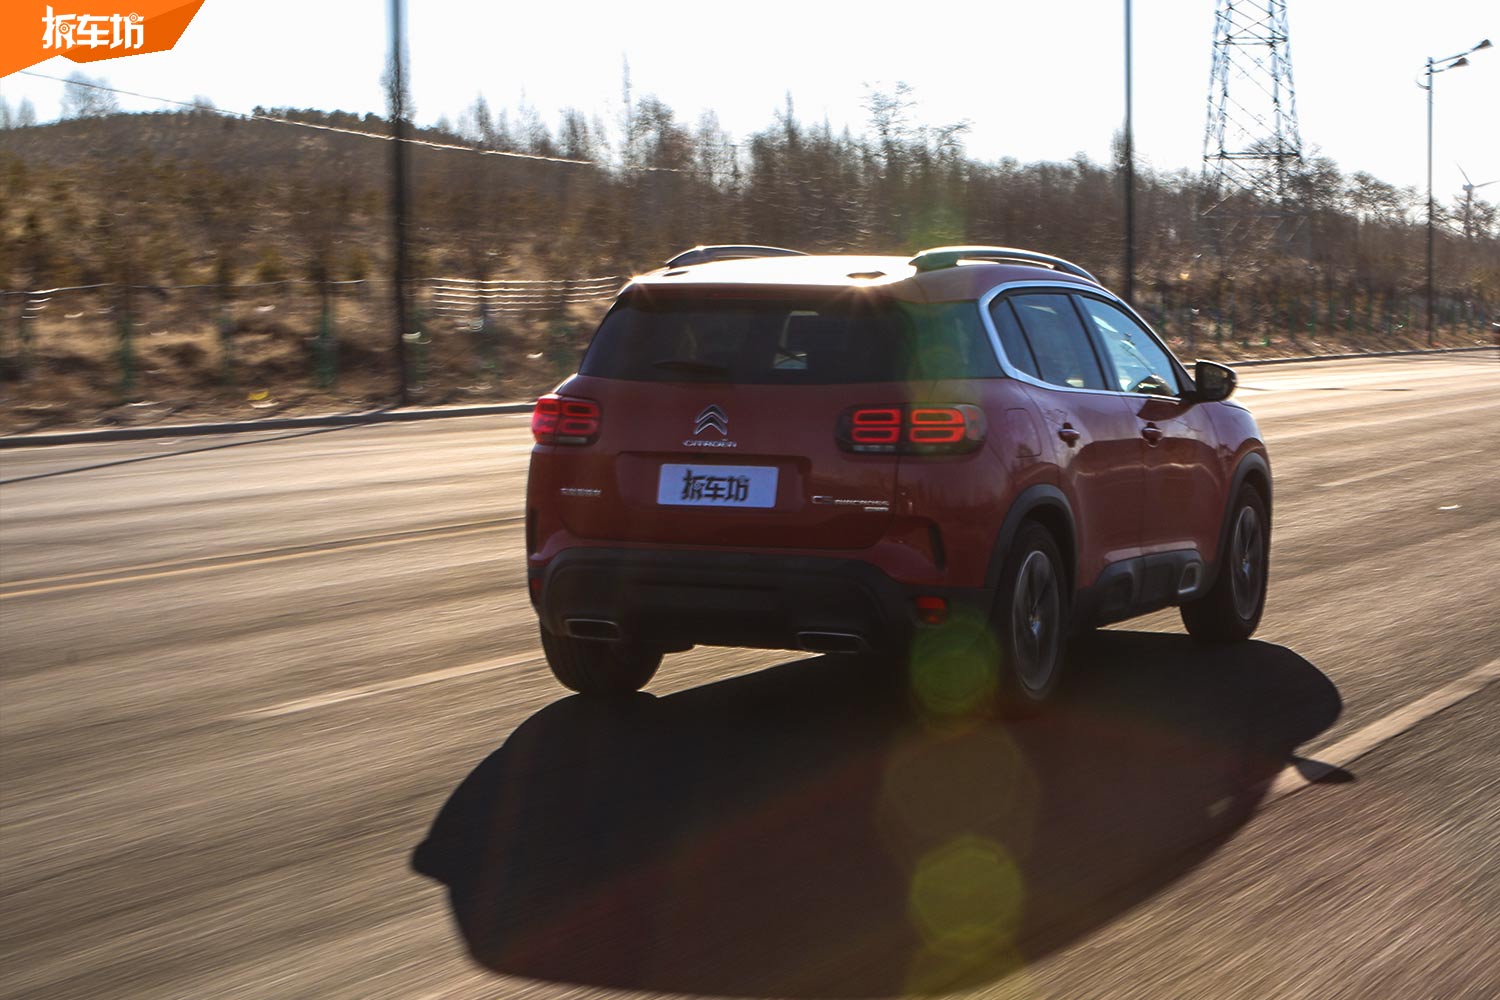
xmin=909 ymin=407 xmax=967 ymax=445
xmin=532 ymin=394 xmax=600 ymax=445
xmin=850 ymin=407 xmax=903 ymax=448
xmin=838 ymin=405 xmax=985 ymax=455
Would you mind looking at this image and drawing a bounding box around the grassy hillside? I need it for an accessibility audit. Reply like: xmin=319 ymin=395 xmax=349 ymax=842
xmin=0 ymin=103 xmax=1495 ymax=432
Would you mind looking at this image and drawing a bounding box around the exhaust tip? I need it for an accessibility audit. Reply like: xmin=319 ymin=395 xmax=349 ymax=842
xmin=564 ymin=618 xmax=622 ymax=641
xmin=797 ymin=631 xmax=866 ymax=654
xmin=1177 ymin=563 xmax=1203 ymax=597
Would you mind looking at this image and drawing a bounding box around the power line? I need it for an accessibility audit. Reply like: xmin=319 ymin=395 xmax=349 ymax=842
xmin=16 ymin=69 xmax=688 ymax=173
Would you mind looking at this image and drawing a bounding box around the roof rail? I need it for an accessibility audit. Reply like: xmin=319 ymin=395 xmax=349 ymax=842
xmin=664 ymin=245 xmax=807 ymax=268
xmin=908 ymin=246 xmax=1097 ymax=283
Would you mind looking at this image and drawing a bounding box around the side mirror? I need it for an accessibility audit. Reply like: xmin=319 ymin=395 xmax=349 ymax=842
xmin=1188 ymin=360 xmax=1237 ymax=402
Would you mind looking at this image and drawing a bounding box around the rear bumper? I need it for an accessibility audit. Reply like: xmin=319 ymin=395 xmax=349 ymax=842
xmin=531 ymin=548 xmax=994 ymax=655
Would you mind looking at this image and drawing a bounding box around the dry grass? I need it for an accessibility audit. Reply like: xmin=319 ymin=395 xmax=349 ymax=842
xmin=0 ymin=285 xmax=608 ymax=433
xmin=1 ymin=289 xmax=1493 ymax=435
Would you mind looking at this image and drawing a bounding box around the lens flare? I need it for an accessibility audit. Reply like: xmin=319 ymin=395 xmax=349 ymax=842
xmin=905 ymin=834 xmax=1027 ymax=991
xmin=876 ymin=728 xmax=1040 ymax=865
xmin=908 ymin=610 xmax=999 ymax=719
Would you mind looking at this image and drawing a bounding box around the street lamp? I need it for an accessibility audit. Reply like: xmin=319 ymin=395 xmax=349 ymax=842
xmin=1419 ymin=38 xmax=1491 ymax=345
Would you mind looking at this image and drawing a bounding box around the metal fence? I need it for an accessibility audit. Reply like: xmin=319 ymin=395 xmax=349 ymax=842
xmin=1136 ymin=286 xmax=1495 ymax=351
xmin=0 ymin=275 xmax=625 ymax=397
xmin=426 ymin=275 xmax=623 ymax=326
xmin=0 ymin=276 xmax=1492 ymax=400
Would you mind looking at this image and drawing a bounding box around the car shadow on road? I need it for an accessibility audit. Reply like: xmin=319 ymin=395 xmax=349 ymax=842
xmin=412 ymin=631 xmax=1339 ymax=998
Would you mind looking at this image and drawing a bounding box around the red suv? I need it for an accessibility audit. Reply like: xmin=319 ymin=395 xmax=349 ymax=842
xmin=526 ymin=246 xmax=1270 ymax=713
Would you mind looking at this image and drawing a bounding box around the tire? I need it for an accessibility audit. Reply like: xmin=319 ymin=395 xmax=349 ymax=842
xmin=539 ymin=627 xmax=663 ymax=696
xmin=1181 ymin=484 xmax=1269 ymax=642
xmin=993 ymin=522 xmax=1069 ymax=715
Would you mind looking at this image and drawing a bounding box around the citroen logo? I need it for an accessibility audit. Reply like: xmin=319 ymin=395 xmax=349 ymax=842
xmin=693 ymin=405 xmax=729 ymax=437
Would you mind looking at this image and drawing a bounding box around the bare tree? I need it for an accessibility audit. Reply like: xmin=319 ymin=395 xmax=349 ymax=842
xmin=458 ymin=93 xmax=493 ymax=146
xmin=557 ymin=108 xmax=598 ymax=162
xmin=59 ymin=72 xmax=120 ymax=119
xmin=863 ymin=82 xmax=916 ymax=158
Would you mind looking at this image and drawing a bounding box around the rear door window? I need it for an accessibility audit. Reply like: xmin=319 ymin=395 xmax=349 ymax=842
xmin=988 ymin=298 xmax=1042 ymax=379
xmin=1006 ymin=293 xmax=1108 ymax=390
xmin=581 ymin=293 xmax=999 ymax=384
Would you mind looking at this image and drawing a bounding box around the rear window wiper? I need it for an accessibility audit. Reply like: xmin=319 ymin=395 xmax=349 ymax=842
xmin=651 ymin=358 xmax=730 ymax=378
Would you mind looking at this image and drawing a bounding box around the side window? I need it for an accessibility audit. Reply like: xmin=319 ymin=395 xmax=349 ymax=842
xmin=1077 ymin=297 xmax=1181 ymax=396
xmin=1007 ymin=294 xmax=1108 ymax=390
xmin=988 ymin=298 xmax=1041 ymax=379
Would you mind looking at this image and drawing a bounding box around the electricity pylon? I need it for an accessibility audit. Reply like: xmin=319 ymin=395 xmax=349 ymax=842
xmin=1202 ymin=0 xmax=1306 ymax=243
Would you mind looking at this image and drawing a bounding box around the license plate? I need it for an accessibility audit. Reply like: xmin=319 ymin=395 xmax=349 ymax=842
xmin=657 ymin=464 xmax=778 ymax=508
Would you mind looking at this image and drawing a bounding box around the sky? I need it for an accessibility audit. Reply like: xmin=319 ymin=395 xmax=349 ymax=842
xmin=2 ymin=0 xmax=1497 ymax=207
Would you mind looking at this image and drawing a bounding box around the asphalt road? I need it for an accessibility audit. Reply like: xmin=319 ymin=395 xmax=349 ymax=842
xmin=2 ymin=354 xmax=1497 ymax=1000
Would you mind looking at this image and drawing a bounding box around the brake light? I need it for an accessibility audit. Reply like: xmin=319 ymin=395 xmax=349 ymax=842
xmin=532 ymin=394 xmax=600 ymax=445
xmin=850 ymin=407 xmax=902 ymax=447
xmin=837 ymin=404 xmax=985 ymax=455
xmin=909 ymin=408 xmax=967 ymax=445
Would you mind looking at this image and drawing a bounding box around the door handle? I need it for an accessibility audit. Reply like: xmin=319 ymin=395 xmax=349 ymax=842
xmin=1058 ymin=423 xmax=1081 ymax=446
xmin=1141 ymin=422 xmax=1164 ymax=446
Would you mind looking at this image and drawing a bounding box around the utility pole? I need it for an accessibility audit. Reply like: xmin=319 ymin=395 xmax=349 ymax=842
xmin=1426 ymin=55 xmax=1435 ymax=346
xmin=1123 ymin=0 xmax=1135 ymax=305
xmin=388 ymin=0 xmax=411 ymax=405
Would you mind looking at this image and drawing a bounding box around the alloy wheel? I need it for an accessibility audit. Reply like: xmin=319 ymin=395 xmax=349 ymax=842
xmin=1011 ymin=549 xmax=1061 ymax=693
xmin=1230 ymin=505 xmax=1265 ymax=621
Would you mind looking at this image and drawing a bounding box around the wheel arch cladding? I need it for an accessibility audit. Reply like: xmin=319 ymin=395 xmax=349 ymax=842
xmin=1213 ymin=451 xmax=1272 ymax=577
xmin=986 ymin=484 xmax=1077 ymax=594
xmin=1236 ymin=453 xmax=1272 ymax=516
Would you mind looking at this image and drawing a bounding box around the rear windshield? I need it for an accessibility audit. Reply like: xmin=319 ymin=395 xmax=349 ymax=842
xmin=580 ymin=292 xmax=1001 ymax=383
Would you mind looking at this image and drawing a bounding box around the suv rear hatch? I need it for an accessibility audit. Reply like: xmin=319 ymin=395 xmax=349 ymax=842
xmin=541 ymin=285 xmax=994 ymax=551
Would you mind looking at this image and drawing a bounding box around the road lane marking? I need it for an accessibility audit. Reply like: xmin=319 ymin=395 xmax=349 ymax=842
xmin=234 ymin=651 xmax=542 ymax=720
xmin=1265 ymin=397 xmax=1500 ymax=442
xmin=0 ymin=422 xmax=361 ymax=485
xmin=1316 ymin=446 xmax=1490 ymax=491
xmin=0 ymin=517 xmax=522 ymax=600
xmin=1270 ymin=658 xmax=1500 ymax=799
xmin=4 ymin=516 xmax=523 ymax=588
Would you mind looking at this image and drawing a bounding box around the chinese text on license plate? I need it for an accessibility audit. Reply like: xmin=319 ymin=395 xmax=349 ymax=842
xmin=657 ymin=464 xmax=778 ymax=508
